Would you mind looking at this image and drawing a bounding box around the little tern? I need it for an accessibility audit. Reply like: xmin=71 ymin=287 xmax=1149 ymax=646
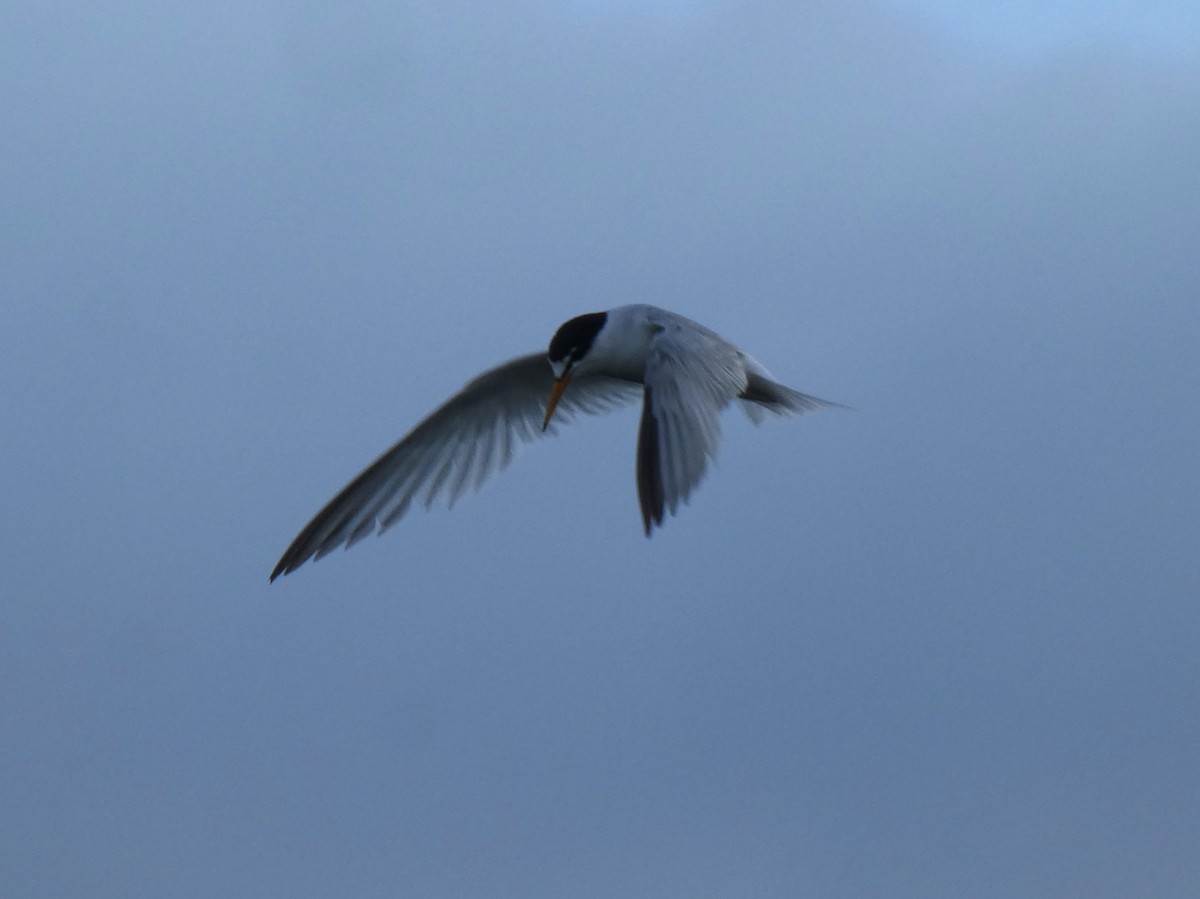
xmin=270 ymin=304 xmax=836 ymax=580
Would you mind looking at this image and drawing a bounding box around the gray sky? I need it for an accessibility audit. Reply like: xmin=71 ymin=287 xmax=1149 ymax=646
xmin=3 ymin=2 xmax=1198 ymax=896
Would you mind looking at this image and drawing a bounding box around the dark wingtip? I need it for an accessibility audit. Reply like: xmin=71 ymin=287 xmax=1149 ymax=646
xmin=636 ymin=385 xmax=665 ymax=537
xmin=269 ymin=554 xmax=297 ymax=582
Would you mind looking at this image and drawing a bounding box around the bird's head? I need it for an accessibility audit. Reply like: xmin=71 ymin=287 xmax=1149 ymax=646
xmin=543 ymin=311 xmax=608 ymax=429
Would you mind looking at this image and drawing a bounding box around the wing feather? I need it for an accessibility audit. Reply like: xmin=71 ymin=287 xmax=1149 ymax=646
xmin=636 ymin=386 xmax=665 ymax=533
xmin=636 ymin=317 xmax=748 ymax=533
xmin=634 ymin=309 xmax=839 ymax=533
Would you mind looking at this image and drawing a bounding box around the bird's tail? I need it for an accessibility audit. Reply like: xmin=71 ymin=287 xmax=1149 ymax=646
xmin=738 ymin=373 xmax=842 ymax=424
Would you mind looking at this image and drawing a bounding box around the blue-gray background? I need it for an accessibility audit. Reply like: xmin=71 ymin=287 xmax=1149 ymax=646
xmin=3 ymin=2 xmax=1198 ymax=896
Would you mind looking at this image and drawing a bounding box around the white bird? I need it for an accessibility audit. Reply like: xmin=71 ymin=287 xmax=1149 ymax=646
xmin=270 ymin=304 xmax=836 ymax=580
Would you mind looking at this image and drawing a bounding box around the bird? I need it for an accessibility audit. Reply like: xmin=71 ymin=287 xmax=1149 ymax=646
xmin=270 ymin=304 xmax=837 ymax=580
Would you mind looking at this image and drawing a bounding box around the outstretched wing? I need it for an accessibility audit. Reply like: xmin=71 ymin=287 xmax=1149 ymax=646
xmin=271 ymin=353 xmax=639 ymax=579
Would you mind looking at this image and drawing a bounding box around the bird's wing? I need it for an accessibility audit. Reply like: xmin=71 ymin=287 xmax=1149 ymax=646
xmin=636 ymin=318 xmax=750 ymax=534
xmin=271 ymin=353 xmax=639 ymax=579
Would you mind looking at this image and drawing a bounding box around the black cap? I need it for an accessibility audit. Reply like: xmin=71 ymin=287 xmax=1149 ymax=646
xmin=547 ymin=311 xmax=608 ymax=367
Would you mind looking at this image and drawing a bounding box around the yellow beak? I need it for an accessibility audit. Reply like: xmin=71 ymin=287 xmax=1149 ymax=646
xmin=542 ymin=376 xmax=570 ymax=430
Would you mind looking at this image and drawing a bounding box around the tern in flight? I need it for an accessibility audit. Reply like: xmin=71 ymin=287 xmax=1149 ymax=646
xmin=270 ymin=304 xmax=837 ymax=580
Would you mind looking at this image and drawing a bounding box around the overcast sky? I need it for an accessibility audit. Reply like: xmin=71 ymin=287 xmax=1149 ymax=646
xmin=3 ymin=2 xmax=1198 ymax=896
